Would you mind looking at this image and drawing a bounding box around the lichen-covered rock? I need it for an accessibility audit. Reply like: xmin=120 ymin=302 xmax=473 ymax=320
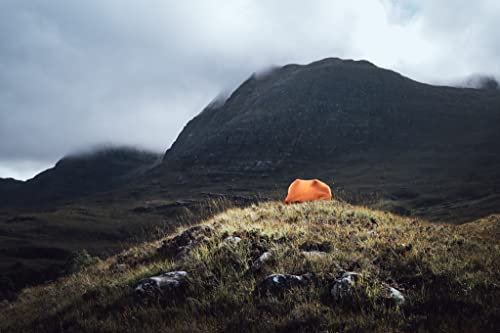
xmin=330 ymin=272 xmax=406 ymax=307
xmin=257 ymin=273 xmax=314 ymax=296
xmin=330 ymin=272 xmax=360 ymax=301
xmin=134 ymin=271 xmax=188 ymax=297
xmin=224 ymin=236 xmax=242 ymax=244
xmin=252 ymin=251 xmax=273 ymax=271
xmin=386 ymin=286 xmax=406 ymax=306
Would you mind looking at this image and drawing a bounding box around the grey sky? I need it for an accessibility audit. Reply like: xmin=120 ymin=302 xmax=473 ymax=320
xmin=1 ymin=0 xmax=499 ymax=179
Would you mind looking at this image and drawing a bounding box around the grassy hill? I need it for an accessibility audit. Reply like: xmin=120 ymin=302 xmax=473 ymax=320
xmin=1 ymin=200 xmax=498 ymax=332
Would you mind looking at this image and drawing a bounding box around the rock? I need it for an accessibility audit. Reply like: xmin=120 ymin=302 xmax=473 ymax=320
xmin=330 ymin=272 xmax=360 ymax=301
xmin=387 ymin=286 xmax=405 ymax=306
xmin=134 ymin=271 xmax=188 ymax=297
xmin=330 ymin=272 xmax=406 ymax=307
xmin=252 ymin=251 xmax=273 ymax=271
xmin=157 ymin=225 xmax=213 ymax=258
xmin=224 ymin=236 xmax=242 ymax=244
xmin=257 ymin=273 xmax=313 ymax=296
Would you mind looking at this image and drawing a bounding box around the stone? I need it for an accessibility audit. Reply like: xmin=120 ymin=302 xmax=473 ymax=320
xmin=257 ymin=273 xmax=313 ymax=295
xmin=252 ymin=251 xmax=273 ymax=271
xmin=224 ymin=236 xmax=242 ymax=244
xmin=330 ymin=272 xmax=360 ymax=301
xmin=387 ymin=286 xmax=405 ymax=306
xmin=134 ymin=271 xmax=188 ymax=297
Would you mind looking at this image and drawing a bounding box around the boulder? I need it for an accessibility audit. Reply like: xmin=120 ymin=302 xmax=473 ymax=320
xmin=252 ymin=251 xmax=273 ymax=271
xmin=330 ymin=272 xmax=360 ymax=301
xmin=134 ymin=271 xmax=188 ymax=298
xmin=330 ymin=272 xmax=407 ymax=307
xmin=386 ymin=286 xmax=406 ymax=306
xmin=257 ymin=273 xmax=313 ymax=296
xmin=224 ymin=236 xmax=242 ymax=244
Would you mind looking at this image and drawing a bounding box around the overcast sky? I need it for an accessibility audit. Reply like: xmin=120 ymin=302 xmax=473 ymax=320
xmin=1 ymin=0 xmax=499 ymax=180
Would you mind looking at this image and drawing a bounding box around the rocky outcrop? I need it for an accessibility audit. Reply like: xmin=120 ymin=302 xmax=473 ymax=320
xmin=157 ymin=225 xmax=213 ymax=259
xmin=330 ymin=272 xmax=406 ymax=307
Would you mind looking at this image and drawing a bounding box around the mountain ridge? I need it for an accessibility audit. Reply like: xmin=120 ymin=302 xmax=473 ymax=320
xmin=160 ymin=57 xmax=500 ymax=222
xmin=163 ymin=57 xmax=500 ymax=167
xmin=0 ymin=146 xmax=161 ymax=207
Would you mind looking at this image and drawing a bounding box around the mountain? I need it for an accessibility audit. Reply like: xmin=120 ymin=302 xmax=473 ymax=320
xmin=0 ymin=178 xmax=23 ymax=195
xmin=0 ymin=146 xmax=161 ymax=207
xmin=162 ymin=58 xmax=500 ymax=221
xmin=2 ymin=201 xmax=498 ymax=332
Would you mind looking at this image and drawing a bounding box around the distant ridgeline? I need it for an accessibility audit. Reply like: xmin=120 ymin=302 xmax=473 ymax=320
xmin=0 ymin=147 xmax=161 ymax=207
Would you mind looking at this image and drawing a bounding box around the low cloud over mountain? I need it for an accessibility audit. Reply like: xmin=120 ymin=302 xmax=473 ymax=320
xmin=1 ymin=1 xmax=500 ymax=178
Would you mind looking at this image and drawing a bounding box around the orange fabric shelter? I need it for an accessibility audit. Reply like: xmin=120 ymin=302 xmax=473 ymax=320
xmin=284 ymin=179 xmax=332 ymax=203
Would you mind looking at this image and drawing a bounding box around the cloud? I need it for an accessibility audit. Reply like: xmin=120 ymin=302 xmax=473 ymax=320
xmin=1 ymin=0 xmax=499 ymax=179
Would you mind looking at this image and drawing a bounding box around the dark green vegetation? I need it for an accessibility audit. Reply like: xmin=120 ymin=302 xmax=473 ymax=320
xmin=0 ymin=58 xmax=499 ymax=330
xmin=1 ymin=201 xmax=499 ymax=332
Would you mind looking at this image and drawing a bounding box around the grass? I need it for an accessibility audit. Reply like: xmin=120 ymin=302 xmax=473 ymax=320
xmin=1 ymin=200 xmax=499 ymax=332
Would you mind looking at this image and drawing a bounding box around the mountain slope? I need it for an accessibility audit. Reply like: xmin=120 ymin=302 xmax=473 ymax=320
xmin=162 ymin=58 xmax=500 ymax=221
xmin=165 ymin=58 xmax=500 ymax=166
xmin=1 ymin=201 xmax=498 ymax=332
xmin=0 ymin=178 xmax=23 ymax=196
xmin=0 ymin=147 xmax=161 ymax=207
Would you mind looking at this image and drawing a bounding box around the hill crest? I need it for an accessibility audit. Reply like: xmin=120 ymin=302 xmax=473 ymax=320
xmin=1 ymin=200 xmax=498 ymax=332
